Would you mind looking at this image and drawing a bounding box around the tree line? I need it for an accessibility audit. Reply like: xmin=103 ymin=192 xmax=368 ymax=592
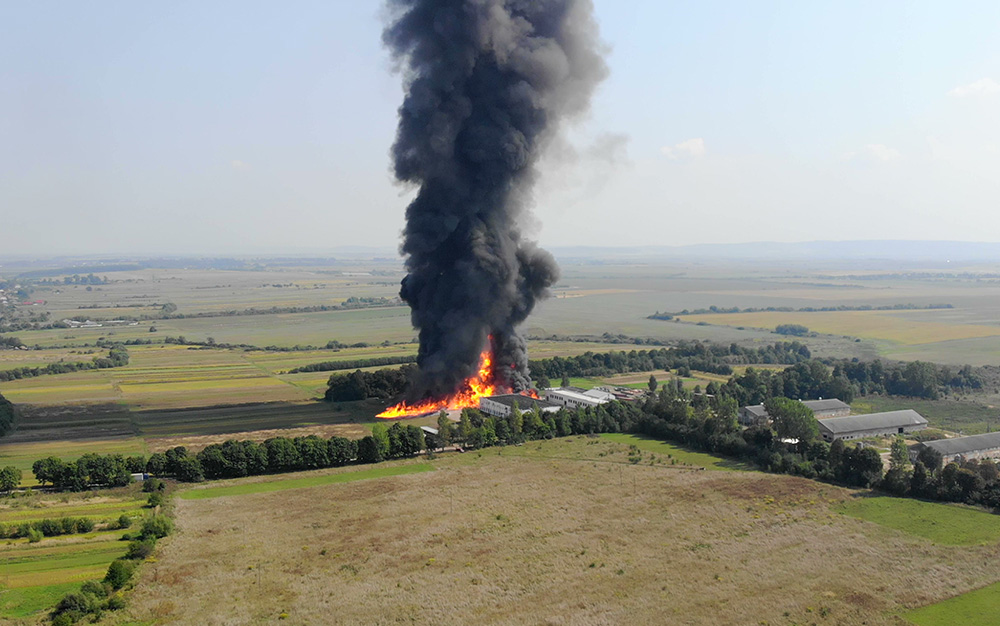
xmin=0 ymin=391 xmax=14 ymax=437
xmin=650 ymin=303 xmax=953 ymax=318
xmin=0 ymin=344 xmax=129 ymax=384
xmin=287 ymin=354 xmax=417 ymax=374
xmin=722 ymin=358 xmax=982 ymax=406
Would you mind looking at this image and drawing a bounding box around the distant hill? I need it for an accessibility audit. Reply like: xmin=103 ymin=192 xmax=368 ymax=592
xmin=549 ymin=241 xmax=1000 ymax=264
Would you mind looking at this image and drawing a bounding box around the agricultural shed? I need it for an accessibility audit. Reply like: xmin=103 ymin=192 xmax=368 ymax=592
xmin=738 ymin=398 xmax=851 ymax=426
xmin=479 ymin=394 xmax=560 ymax=419
xmin=920 ymin=432 xmax=1000 ymax=465
xmin=817 ymin=409 xmax=928 ymax=442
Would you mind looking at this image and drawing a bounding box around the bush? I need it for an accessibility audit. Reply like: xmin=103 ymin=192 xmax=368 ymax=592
xmin=142 ymin=478 xmax=165 ymax=493
xmin=76 ymin=517 xmax=95 ymax=533
xmin=140 ymin=515 xmax=173 ymax=539
xmin=38 ymin=518 xmax=63 ymax=537
xmin=51 ymin=613 xmax=75 ymax=626
xmin=146 ymin=492 xmax=163 ymax=508
xmin=104 ymin=559 xmax=135 ymax=590
xmin=53 ymin=591 xmax=100 ymax=617
xmin=27 ymin=528 xmax=43 ymax=543
xmin=116 ymin=514 xmax=132 ymax=529
xmin=59 ymin=517 xmax=78 ymax=534
xmin=105 ymin=593 xmax=127 ymax=610
xmin=80 ymin=580 xmax=109 ymax=599
xmin=125 ymin=538 xmax=156 ymax=560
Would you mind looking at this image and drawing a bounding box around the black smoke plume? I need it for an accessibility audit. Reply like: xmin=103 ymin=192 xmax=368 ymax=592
xmin=384 ymin=0 xmax=607 ymax=400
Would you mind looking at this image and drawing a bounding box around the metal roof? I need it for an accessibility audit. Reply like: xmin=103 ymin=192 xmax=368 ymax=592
xmin=802 ymin=399 xmax=850 ymax=412
xmin=742 ymin=405 xmax=769 ymax=417
xmin=923 ymin=432 xmax=1000 ymax=456
xmin=817 ymin=409 xmax=928 ymax=434
xmin=481 ymin=394 xmax=560 ymax=410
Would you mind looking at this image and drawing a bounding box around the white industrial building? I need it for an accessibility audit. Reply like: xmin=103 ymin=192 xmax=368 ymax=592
xmin=479 ymin=394 xmax=561 ymax=419
xmin=543 ymin=387 xmax=615 ymax=410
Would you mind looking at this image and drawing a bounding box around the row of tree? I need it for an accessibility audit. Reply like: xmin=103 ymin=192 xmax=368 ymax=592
xmin=722 ymin=358 xmax=982 ymax=406
xmin=0 ymin=391 xmax=14 ymax=437
xmin=0 ymin=345 xmax=129 ymax=383
xmin=32 ymin=453 xmax=146 ymax=491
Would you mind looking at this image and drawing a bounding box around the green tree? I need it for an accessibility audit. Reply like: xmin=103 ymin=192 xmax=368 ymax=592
xmin=889 ymin=436 xmax=910 ymax=470
xmin=763 ymin=397 xmax=819 ymax=443
xmin=0 ymin=465 xmax=22 ymax=493
xmin=648 ymin=374 xmax=658 ymax=392
xmin=104 ymin=559 xmax=135 ymax=590
xmin=436 ymin=411 xmax=454 ymax=447
xmin=371 ymin=423 xmax=391 ymax=460
xmin=560 ymin=375 xmax=570 ymax=388
xmin=356 ymin=436 xmax=382 ymax=464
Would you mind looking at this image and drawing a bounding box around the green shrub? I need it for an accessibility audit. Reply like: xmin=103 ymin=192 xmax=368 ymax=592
xmin=116 ymin=514 xmax=132 ymax=529
xmin=140 ymin=515 xmax=172 ymax=539
xmin=125 ymin=538 xmax=156 ymax=560
xmin=27 ymin=528 xmax=43 ymax=543
xmin=53 ymin=590 xmax=100 ymax=617
xmin=76 ymin=517 xmax=95 ymax=533
xmin=38 ymin=518 xmax=63 ymax=536
xmin=60 ymin=517 xmax=78 ymax=534
xmin=104 ymin=593 xmax=127 ymax=611
xmin=142 ymin=478 xmax=165 ymax=492
xmin=104 ymin=559 xmax=135 ymax=590
xmin=51 ymin=613 xmax=75 ymax=626
xmin=80 ymin=580 xmax=109 ymax=599
xmin=146 ymin=492 xmax=163 ymax=508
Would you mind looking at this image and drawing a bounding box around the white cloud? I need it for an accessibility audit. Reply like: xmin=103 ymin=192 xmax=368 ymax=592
xmin=863 ymin=144 xmax=900 ymax=161
xmin=949 ymin=78 xmax=1000 ymax=98
xmin=231 ymin=160 xmax=249 ymax=169
xmin=844 ymin=144 xmax=901 ymax=162
xmin=661 ymin=138 xmax=706 ymax=160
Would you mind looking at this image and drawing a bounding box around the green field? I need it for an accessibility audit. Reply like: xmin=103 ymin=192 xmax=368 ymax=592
xmin=600 ymin=433 xmax=749 ymax=470
xmin=837 ymin=496 xmax=1000 ymax=545
xmin=178 ymin=462 xmax=435 ymax=500
xmin=905 ymin=580 xmax=1000 ymax=626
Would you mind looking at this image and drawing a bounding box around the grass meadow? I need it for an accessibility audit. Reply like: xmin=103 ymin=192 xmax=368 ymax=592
xmin=905 ymin=580 xmax=1000 ymax=626
xmin=115 ymin=436 xmax=1000 ymax=626
xmin=836 ymin=495 xmax=1000 ymax=545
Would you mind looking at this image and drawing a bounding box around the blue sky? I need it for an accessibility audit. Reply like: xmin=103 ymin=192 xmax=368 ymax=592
xmin=1 ymin=1 xmax=998 ymax=255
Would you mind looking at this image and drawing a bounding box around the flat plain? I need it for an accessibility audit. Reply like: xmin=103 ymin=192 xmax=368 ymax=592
xmin=112 ymin=436 xmax=1000 ymax=626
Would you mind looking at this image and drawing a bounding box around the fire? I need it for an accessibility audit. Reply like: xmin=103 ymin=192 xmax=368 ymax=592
xmin=377 ymin=348 xmax=532 ymax=419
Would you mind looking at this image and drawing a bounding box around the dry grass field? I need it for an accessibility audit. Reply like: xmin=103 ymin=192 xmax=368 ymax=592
xmin=113 ymin=437 xmax=1000 ymax=626
xmin=681 ymin=310 xmax=1000 ymax=345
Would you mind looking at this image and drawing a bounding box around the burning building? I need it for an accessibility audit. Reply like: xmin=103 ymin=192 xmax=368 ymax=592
xmin=377 ymin=0 xmax=608 ymax=419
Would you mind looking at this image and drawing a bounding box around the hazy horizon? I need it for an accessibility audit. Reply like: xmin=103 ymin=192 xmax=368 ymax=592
xmin=2 ymin=1 xmax=998 ymax=256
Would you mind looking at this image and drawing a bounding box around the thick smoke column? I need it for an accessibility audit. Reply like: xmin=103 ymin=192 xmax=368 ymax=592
xmin=384 ymin=0 xmax=607 ymax=400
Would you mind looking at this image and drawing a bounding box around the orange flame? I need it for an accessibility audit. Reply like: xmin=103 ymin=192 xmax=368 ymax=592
xmin=376 ymin=349 xmax=500 ymax=419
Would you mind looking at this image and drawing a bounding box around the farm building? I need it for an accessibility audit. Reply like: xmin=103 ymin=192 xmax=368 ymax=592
xmin=738 ymin=398 xmax=851 ymax=426
xmin=479 ymin=394 xmax=561 ymax=419
xmin=543 ymin=387 xmax=615 ymax=410
xmin=918 ymin=432 xmax=1000 ymax=465
xmin=816 ymin=409 xmax=928 ymax=442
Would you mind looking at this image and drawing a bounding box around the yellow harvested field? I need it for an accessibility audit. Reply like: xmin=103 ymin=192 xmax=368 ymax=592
xmin=682 ymin=310 xmax=1000 ymax=345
